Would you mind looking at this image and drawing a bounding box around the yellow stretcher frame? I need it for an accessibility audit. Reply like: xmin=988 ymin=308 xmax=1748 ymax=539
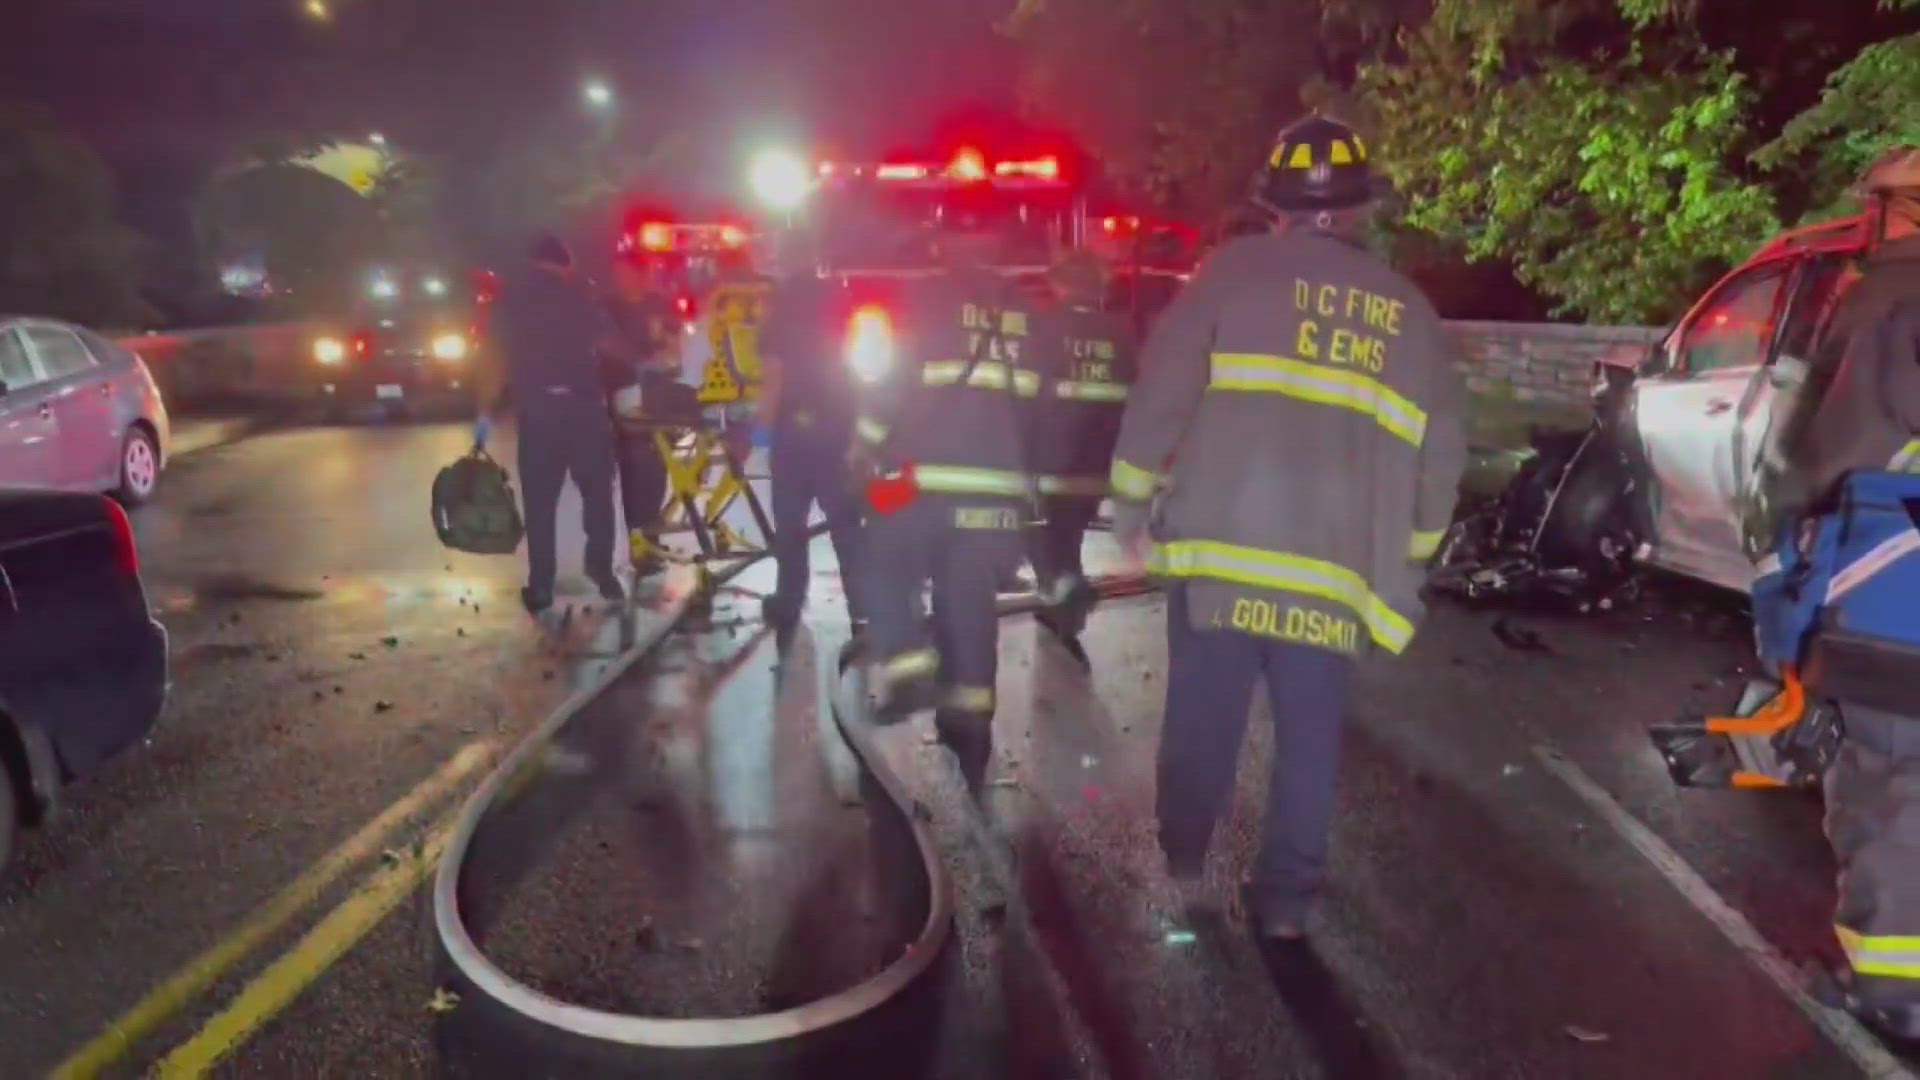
xmin=619 ymin=412 xmax=772 ymax=566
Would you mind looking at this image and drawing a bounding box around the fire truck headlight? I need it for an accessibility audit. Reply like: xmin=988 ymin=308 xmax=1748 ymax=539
xmin=313 ymin=336 xmax=346 ymax=364
xmin=431 ymin=332 xmax=469 ymax=361
xmin=846 ymin=306 xmax=893 ymax=384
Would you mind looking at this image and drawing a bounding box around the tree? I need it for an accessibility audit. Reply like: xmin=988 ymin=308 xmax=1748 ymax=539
xmin=195 ymin=163 xmax=385 ymax=316
xmin=0 ymin=100 xmax=149 ymax=327
xmin=1755 ymin=1 xmax=1920 ymax=221
xmin=1355 ymin=24 xmax=1779 ymax=323
xmin=1010 ymin=0 xmax=1918 ymax=323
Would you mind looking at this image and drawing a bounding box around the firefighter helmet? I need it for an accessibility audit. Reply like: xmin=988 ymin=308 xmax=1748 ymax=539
xmin=1252 ymin=115 xmax=1386 ymax=214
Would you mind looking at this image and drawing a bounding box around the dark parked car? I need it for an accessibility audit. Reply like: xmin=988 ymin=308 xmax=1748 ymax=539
xmin=0 ymin=488 xmax=168 ymax=872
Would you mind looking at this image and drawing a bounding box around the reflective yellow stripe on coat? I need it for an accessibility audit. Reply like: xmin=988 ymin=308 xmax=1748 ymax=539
xmin=1208 ymin=352 xmax=1428 ymax=447
xmin=1890 ymin=439 xmax=1920 ymax=473
xmin=1149 ymin=538 xmax=1414 ymax=653
xmin=1110 ymin=459 xmax=1160 ymax=501
xmin=913 ymin=464 xmax=1034 ymax=497
xmin=922 ymin=360 xmax=1041 ymax=397
xmin=1838 ymin=925 xmax=1920 ymax=980
xmin=1052 ymin=380 xmax=1129 ymax=402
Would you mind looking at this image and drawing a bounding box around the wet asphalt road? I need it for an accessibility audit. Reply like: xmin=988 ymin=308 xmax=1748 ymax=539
xmin=0 ymin=419 xmax=1896 ymax=1078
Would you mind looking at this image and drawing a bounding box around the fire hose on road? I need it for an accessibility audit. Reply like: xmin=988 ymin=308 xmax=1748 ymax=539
xmin=428 ymin=531 xmax=1155 ymax=1075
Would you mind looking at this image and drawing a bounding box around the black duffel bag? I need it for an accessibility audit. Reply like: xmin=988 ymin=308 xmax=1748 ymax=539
xmin=431 ymin=449 xmax=525 ymax=554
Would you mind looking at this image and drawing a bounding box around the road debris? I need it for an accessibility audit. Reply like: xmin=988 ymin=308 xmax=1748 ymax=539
xmin=1492 ymin=617 xmax=1552 ymax=654
xmin=1564 ymin=1024 xmax=1611 ymax=1044
xmin=426 ymin=988 xmax=461 ymax=1014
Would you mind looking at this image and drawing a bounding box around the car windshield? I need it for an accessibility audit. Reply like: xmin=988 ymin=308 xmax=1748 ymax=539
xmin=353 ymin=302 xmax=472 ymax=334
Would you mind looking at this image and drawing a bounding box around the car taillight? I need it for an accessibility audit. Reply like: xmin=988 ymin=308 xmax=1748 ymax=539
xmin=101 ymin=495 xmax=139 ymax=577
xmin=353 ymin=332 xmax=371 ymax=357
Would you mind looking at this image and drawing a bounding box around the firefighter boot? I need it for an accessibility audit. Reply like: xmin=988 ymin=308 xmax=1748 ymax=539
xmin=935 ymin=707 xmax=992 ymax=797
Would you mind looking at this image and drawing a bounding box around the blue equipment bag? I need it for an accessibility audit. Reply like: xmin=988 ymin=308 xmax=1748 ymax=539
xmin=1752 ymin=470 xmax=1920 ymax=717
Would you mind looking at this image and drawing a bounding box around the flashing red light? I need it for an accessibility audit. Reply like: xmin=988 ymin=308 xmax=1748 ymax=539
xmin=877 ymin=162 xmax=929 ymax=181
xmin=676 ymin=294 xmax=695 ymax=318
xmin=352 ymin=332 xmax=371 ymax=357
xmin=948 ymin=147 xmax=987 ymax=182
xmin=638 ymin=222 xmax=674 ymax=252
xmin=996 ymin=156 xmax=1060 ymax=181
xmin=719 ymin=224 xmax=747 ymax=248
xmin=100 ymin=495 xmax=139 ymax=578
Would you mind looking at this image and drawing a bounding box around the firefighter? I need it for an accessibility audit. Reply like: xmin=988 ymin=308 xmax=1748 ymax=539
xmin=852 ymin=210 xmax=1045 ymax=795
xmin=758 ymin=229 xmax=865 ymax=630
xmin=1030 ymin=250 xmax=1136 ymax=653
xmin=603 ymin=253 xmax=683 ymax=575
xmin=475 ymin=234 xmax=627 ymax=613
xmin=1747 ymin=145 xmax=1920 ymax=1041
xmin=1108 ymin=115 xmax=1468 ymax=938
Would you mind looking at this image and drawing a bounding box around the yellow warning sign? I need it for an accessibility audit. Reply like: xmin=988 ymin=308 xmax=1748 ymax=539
xmin=698 ymin=279 xmax=771 ymax=404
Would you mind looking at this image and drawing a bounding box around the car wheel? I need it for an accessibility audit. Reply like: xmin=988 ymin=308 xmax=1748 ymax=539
xmin=115 ymin=425 xmax=161 ymax=506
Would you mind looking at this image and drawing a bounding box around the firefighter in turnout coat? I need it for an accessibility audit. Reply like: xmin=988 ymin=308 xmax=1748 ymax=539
xmin=1108 ymin=116 xmax=1469 ymax=938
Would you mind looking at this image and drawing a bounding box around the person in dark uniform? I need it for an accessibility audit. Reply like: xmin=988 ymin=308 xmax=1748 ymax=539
xmin=603 ymin=255 xmax=684 ymax=575
xmin=758 ymin=232 xmax=864 ymax=630
xmin=475 ymin=234 xmax=626 ymax=614
xmin=1030 ymin=250 xmax=1137 ymax=652
xmin=850 ymin=212 xmax=1045 ymax=794
xmin=1109 ymin=116 xmax=1467 ymax=937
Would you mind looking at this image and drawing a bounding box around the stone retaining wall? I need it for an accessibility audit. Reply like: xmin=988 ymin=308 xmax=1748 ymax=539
xmin=1446 ymin=320 xmax=1663 ymax=408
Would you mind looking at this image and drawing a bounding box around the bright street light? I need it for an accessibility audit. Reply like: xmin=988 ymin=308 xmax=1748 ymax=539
xmin=748 ymin=147 xmax=812 ymax=213
xmin=303 ymin=0 xmax=330 ymax=21
xmin=582 ymin=79 xmax=613 ymax=109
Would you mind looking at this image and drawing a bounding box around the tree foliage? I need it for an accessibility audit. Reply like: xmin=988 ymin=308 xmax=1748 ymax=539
xmin=1011 ymin=0 xmax=1920 ymax=324
xmin=1358 ymin=28 xmax=1779 ymax=322
xmin=1754 ymin=4 xmax=1920 ymax=221
xmin=0 ymin=100 xmax=149 ymax=327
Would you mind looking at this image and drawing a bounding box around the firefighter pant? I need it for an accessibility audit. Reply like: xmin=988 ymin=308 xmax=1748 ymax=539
xmin=1827 ymin=703 xmax=1920 ymax=1037
xmin=1032 ymin=494 xmax=1102 ymax=594
xmin=611 ymin=421 xmax=666 ymax=547
xmin=866 ymin=496 xmax=1024 ymax=791
xmin=1157 ymin=584 xmax=1352 ymax=922
xmin=770 ymin=424 xmax=864 ymax=620
xmin=517 ymin=391 xmax=617 ymax=599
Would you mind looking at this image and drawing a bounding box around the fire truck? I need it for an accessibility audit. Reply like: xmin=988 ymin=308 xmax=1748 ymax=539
xmin=613 ymin=203 xmax=758 ymax=330
xmin=798 ymin=136 xmax=1201 ymax=385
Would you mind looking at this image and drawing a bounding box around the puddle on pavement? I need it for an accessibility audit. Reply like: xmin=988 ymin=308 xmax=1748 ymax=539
xmin=170 ymin=641 xmax=264 ymax=667
xmin=463 ymin=619 xmax=926 ymax=1020
xmin=189 ymin=576 xmax=325 ymax=603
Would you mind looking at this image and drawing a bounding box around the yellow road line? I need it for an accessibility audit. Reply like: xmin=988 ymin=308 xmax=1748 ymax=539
xmin=53 ymin=741 xmax=493 ymax=1079
xmin=153 ymin=809 xmax=458 ymax=1077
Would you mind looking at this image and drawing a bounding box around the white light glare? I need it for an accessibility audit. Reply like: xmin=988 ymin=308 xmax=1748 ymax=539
xmin=748 ymin=147 xmax=812 ymax=213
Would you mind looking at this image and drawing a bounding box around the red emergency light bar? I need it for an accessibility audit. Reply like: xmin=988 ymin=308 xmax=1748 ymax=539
xmin=820 ymin=149 xmax=1068 ymax=188
xmin=621 ymin=220 xmax=750 ymax=255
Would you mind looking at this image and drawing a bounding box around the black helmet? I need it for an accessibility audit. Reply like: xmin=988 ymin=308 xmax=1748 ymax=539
xmin=1251 ymin=115 xmax=1386 ymax=214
